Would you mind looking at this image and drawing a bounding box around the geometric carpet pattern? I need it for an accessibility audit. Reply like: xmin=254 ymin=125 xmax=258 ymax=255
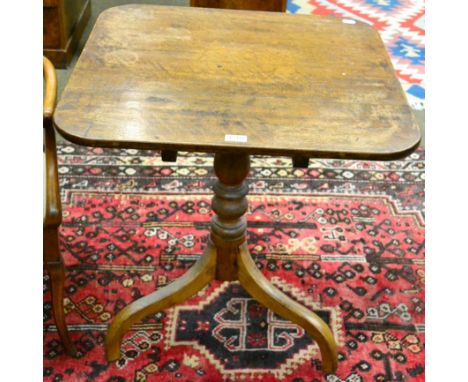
xmin=44 ymin=145 xmax=425 ymax=381
xmin=288 ymin=0 xmax=425 ymax=110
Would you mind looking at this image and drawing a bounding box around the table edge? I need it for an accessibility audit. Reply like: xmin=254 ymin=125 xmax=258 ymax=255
xmin=53 ymin=119 xmax=421 ymax=161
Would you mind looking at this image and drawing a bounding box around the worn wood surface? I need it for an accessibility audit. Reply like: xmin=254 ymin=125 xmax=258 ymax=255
xmin=54 ymin=5 xmax=420 ymax=159
xmin=163 ymin=0 xmax=286 ymax=163
xmin=191 ymin=0 xmax=286 ymax=12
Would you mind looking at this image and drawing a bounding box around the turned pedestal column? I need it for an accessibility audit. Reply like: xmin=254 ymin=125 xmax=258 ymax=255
xmin=211 ymin=153 xmax=250 ymax=281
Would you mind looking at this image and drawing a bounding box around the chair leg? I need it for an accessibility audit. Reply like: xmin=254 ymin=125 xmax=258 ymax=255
xmin=44 ymin=227 xmax=77 ymax=356
xmin=46 ymin=259 xmax=78 ymax=356
xmin=237 ymin=244 xmax=338 ymax=375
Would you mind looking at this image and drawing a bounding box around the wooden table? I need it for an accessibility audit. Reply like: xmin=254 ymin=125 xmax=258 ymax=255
xmin=54 ymin=5 xmax=420 ymax=375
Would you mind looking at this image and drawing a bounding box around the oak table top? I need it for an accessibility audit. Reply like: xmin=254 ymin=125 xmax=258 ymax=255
xmin=54 ymin=5 xmax=420 ymax=159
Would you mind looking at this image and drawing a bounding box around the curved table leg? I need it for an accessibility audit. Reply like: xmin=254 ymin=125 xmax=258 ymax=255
xmin=237 ymin=244 xmax=338 ymax=375
xmin=105 ymin=243 xmax=217 ymax=361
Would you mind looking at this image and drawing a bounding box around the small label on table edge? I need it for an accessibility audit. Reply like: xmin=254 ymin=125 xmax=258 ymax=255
xmin=225 ymin=134 xmax=248 ymax=143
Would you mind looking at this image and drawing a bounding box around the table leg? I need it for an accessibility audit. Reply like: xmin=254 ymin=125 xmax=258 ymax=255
xmin=105 ymin=151 xmax=338 ymax=374
xmin=238 ymin=243 xmax=338 ymax=374
xmin=212 ymin=152 xmax=338 ymax=374
xmin=210 ymin=152 xmax=250 ymax=281
xmin=105 ymin=243 xmax=216 ymax=361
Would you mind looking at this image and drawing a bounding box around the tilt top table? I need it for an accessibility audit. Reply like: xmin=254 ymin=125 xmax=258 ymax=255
xmin=54 ymin=5 xmax=421 ymax=375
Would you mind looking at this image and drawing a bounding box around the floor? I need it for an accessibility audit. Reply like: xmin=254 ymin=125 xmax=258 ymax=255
xmin=55 ymin=0 xmax=425 ymax=146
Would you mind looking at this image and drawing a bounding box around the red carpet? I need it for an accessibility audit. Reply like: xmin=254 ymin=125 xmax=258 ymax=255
xmin=44 ymin=144 xmax=425 ymax=381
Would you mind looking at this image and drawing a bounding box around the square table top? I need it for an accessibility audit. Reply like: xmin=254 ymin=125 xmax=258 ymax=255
xmin=54 ymin=5 xmax=420 ymax=159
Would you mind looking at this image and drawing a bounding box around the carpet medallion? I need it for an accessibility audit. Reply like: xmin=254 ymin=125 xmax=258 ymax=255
xmin=44 ymin=144 xmax=425 ymax=381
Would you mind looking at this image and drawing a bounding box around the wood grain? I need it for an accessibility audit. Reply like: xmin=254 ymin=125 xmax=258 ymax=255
xmin=54 ymin=5 xmax=420 ymax=159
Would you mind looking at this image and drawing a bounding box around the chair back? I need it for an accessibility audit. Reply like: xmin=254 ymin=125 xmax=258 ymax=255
xmin=43 ymin=56 xmax=57 ymax=121
xmin=43 ymin=56 xmax=61 ymax=227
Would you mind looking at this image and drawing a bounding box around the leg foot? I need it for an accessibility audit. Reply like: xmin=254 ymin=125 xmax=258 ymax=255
xmin=47 ymin=260 xmax=78 ymax=357
xmin=105 ymin=243 xmax=217 ymax=361
xmin=237 ymin=244 xmax=338 ymax=374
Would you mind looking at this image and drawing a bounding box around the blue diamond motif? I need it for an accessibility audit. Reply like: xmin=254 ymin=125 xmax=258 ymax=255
xmin=287 ymin=1 xmax=301 ymax=14
xmin=391 ymin=37 xmax=425 ymax=66
xmin=365 ymin=0 xmax=400 ymax=11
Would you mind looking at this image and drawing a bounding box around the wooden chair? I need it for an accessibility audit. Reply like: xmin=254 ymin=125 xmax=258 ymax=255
xmin=163 ymin=0 xmax=308 ymax=168
xmin=43 ymin=56 xmax=77 ymax=356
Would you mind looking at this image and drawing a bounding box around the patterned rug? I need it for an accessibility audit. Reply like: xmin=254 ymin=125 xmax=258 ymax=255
xmin=288 ymin=0 xmax=425 ymax=110
xmin=43 ymin=144 xmax=425 ymax=381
